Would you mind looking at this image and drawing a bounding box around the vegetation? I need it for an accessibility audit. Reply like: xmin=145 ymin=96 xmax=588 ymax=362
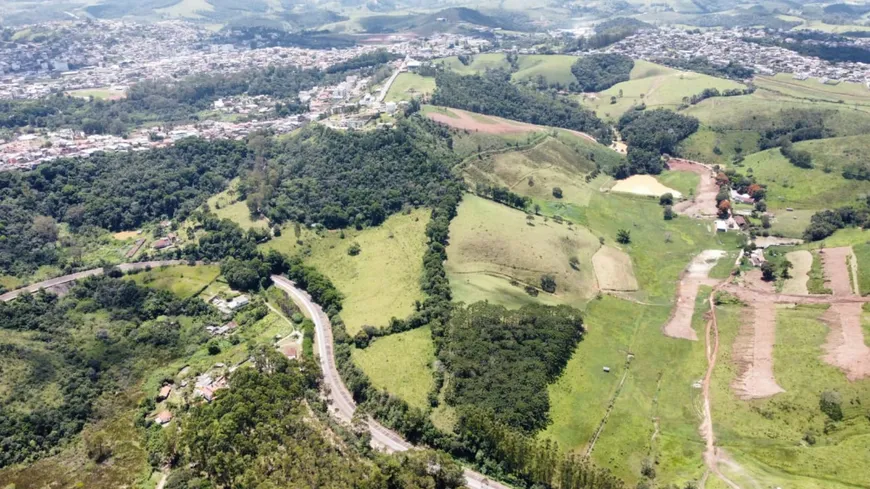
xmin=431 ymin=70 xmax=612 ymax=143
xmin=614 ymin=109 xmax=699 ymax=177
xmin=440 ymin=302 xmax=584 ymax=432
xmin=571 ymin=54 xmax=634 ymax=92
xmin=352 ymin=326 xmax=435 ymax=410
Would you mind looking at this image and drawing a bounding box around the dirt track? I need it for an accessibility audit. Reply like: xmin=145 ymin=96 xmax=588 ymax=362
xmin=782 ymin=250 xmax=812 ymax=295
xmin=669 ymin=159 xmax=719 ymax=218
xmin=663 ymin=250 xmax=726 ymax=340
xmin=731 ymin=301 xmax=785 ymax=400
xmin=821 ymin=246 xmax=857 ymax=296
xmin=820 ymin=303 xmax=870 ymax=381
xmin=426 ymin=108 xmax=538 ymax=134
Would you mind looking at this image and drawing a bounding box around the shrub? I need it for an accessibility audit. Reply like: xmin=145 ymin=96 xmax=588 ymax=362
xmin=659 ymin=193 xmax=673 ymax=206
xmin=540 ymin=275 xmax=557 ymax=293
xmin=616 ymin=229 xmax=631 ymax=244
xmin=552 ymin=187 xmax=563 ymax=199
xmin=347 ymin=242 xmax=361 ymax=256
xmin=820 ymin=390 xmax=843 ymax=421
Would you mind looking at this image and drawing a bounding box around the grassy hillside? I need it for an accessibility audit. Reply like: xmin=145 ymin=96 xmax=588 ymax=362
xmin=128 ymin=264 xmax=221 ymax=299
xmin=445 ymin=194 xmax=602 ymax=309
xmin=435 ymin=53 xmax=577 ymax=86
xmin=385 ymin=72 xmax=436 ymax=102
xmin=579 ymin=60 xmax=746 ymax=121
xmin=206 ymin=178 xmax=270 ymax=231
xmin=352 ymin=326 xmax=435 ymax=410
xmin=265 ymin=209 xmax=430 ymax=335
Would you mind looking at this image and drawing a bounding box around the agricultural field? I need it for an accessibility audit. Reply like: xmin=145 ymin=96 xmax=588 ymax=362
xmin=127 ymin=264 xmax=221 ymax=299
xmin=709 ymin=303 xmax=870 ymax=489
xmin=65 ymin=87 xmax=127 ymax=100
xmin=275 ymin=209 xmax=430 ymax=335
xmin=445 ymin=194 xmax=602 ymax=309
xmin=351 ymin=326 xmax=435 ymax=410
xmin=385 ymin=73 xmax=436 ymax=102
xmin=206 ymin=179 xmax=270 ymax=231
xmin=579 ymin=60 xmax=746 ymax=121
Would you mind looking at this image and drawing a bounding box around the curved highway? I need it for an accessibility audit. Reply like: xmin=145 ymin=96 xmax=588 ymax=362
xmin=271 ymin=275 xmax=510 ymax=489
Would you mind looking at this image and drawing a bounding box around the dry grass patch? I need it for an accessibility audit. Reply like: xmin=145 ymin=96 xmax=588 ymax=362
xmin=783 ymin=250 xmax=812 ymax=295
xmin=610 ymin=175 xmax=682 ymax=199
xmin=592 ymin=246 xmax=638 ymax=292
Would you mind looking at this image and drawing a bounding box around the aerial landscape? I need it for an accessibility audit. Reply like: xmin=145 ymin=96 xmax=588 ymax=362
xmin=1 ymin=0 xmax=870 ymax=488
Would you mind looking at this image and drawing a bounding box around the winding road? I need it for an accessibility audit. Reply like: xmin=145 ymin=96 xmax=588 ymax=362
xmin=271 ymin=275 xmax=509 ymax=489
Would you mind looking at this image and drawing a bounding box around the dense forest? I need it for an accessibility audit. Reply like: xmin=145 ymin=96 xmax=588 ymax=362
xmin=614 ymin=109 xmax=699 ymax=177
xmin=571 ymin=54 xmax=634 ymax=92
xmin=240 ymin=117 xmax=461 ymax=228
xmin=0 ymin=276 xmax=214 ymax=468
xmin=431 ymin=71 xmax=613 ymax=143
xmin=0 ymin=138 xmax=250 ymax=276
xmin=440 ymin=302 xmax=585 ymax=432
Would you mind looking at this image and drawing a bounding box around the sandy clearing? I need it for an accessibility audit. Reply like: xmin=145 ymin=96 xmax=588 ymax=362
xmin=782 ymin=250 xmax=812 ymax=295
xmin=592 ymin=246 xmax=639 ymax=291
xmin=820 ymin=303 xmax=870 ymax=381
xmin=670 ymin=158 xmax=718 ymax=218
xmin=112 ymin=230 xmax=141 ymax=240
xmin=731 ymin=301 xmax=785 ymax=400
xmin=821 ymin=246 xmax=856 ymax=296
xmin=663 ymin=250 xmax=726 ymax=340
xmin=611 ymin=175 xmax=683 ymax=199
xmin=426 ymin=108 xmax=539 ymax=134
xmin=753 ymin=236 xmax=803 ymax=248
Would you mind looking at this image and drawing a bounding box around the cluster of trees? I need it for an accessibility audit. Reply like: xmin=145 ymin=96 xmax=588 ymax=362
xmin=0 ymin=138 xmax=250 ymax=276
xmin=570 ymin=54 xmax=634 ymax=92
xmin=431 ymin=70 xmax=613 ymax=144
xmin=757 ymin=110 xmax=830 ymax=150
xmin=842 ymin=162 xmax=870 ymax=181
xmin=0 ymin=276 xmax=214 ymax=468
xmin=574 ymin=17 xmax=652 ymax=52
xmin=613 ymin=109 xmax=699 ymax=177
xmin=456 ymin=408 xmax=625 ymax=489
xmin=654 ymin=56 xmax=754 ymax=80
xmin=240 ymin=118 xmax=459 ymax=229
xmin=804 ymin=206 xmax=870 ymax=241
xmin=683 ymin=86 xmax=755 ymax=106
xmin=474 ymin=183 xmax=531 ymax=210
xmin=325 ymin=49 xmax=400 ymax=74
xmin=213 ymin=26 xmax=356 ymax=49
xmin=779 ymin=139 xmax=814 ymax=169
xmin=174 ymin=347 xmax=467 ymax=489
xmin=440 ymin=302 xmax=584 ymax=432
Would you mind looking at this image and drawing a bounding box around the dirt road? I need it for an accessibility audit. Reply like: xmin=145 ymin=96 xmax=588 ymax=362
xmin=670 ymin=159 xmax=719 ymax=219
xmin=663 ymin=250 xmax=726 ymax=340
xmin=271 ymin=275 xmax=511 ymax=489
xmin=821 ymin=246 xmax=857 ymax=296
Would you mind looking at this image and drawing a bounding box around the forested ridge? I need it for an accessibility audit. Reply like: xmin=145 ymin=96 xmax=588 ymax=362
xmin=0 ymin=138 xmax=250 ymax=276
xmin=571 ymin=54 xmax=634 ymax=92
xmin=431 ymin=70 xmax=613 ymax=144
xmin=614 ymin=109 xmax=700 ymax=177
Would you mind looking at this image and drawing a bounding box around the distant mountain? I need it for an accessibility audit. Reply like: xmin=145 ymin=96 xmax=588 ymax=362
xmin=358 ymin=7 xmax=533 ymax=34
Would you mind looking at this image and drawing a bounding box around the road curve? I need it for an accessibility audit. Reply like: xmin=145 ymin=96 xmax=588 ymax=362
xmin=270 ymin=275 xmax=510 ymax=489
xmin=0 ymin=260 xmax=188 ymax=302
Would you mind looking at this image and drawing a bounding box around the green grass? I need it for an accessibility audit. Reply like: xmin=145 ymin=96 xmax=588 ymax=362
xmin=435 ymin=53 xmax=511 ymax=75
xmin=657 ymin=169 xmax=700 ymax=199
xmin=446 ymin=194 xmax=603 ymax=309
xmin=385 ymin=72 xmax=436 ymax=102
xmin=206 ymin=179 xmax=270 ymax=230
xmin=807 ymin=250 xmax=832 ymax=294
xmin=545 ymin=290 xmax=712 ymax=486
xmin=65 ymin=87 xmax=126 ymax=100
xmin=267 ymin=209 xmax=430 ymax=335
xmin=352 ymin=326 xmax=435 ymax=410
xmin=852 ymin=243 xmax=870 ymax=296
xmin=677 ymin=127 xmax=760 ymax=167
xmin=580 ymin=60 xmax=745 ymax=121
xmin=710 ymin=304 xmax=870 ymax=488
xmin=128 ymin=264 xmax=221 ymax=299
xmin=511 ymin=55 xmax=577 ymax=86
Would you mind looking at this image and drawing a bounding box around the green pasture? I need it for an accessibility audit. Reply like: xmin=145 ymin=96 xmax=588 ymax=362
xmin=385 ymin=72 xmax=436 ymax=102
xmin=128 ymin=264 xmax=221 ymax=299
xmin=352 ymin=326 xmax=435 ymax=410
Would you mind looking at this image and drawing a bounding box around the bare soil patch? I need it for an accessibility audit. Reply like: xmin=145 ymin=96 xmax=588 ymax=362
xmin=782 ymin=250 xmax=812 ymax=295
xmin=610 ymin=175 xmax=682 ymax=199
xmin=592 ymin=246 xmax=639 ymax=292
xmin=426 ymin=108 xmax=539 ymax=134
xmin=821 ymin=246 xmax=856 ymax=296
xmin=731 ymin=301 xmax=785 ymax=400
xmin=112 ymin=230 xmax=141 ymax=240
xmin=820 ymin=303 xmax=870 ymax=381
xmin=663 ymin=250 xmax=726 ymax=340
xmin=670 ymin=158 xmax=718 ymax=218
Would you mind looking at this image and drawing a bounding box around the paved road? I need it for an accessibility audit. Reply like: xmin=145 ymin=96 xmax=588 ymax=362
xmin=271 ymin=275 xmax=510 ymax=488
xmin=0 ymin=260 xmax=187 ymax=302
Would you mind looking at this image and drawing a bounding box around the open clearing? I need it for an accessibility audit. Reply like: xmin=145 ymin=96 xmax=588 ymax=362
xmin=821 ymin=246 xmax=857 ymax=296
xmin=352 ymin=326 xmax=435 ymax=410
xmin=435 ymin=53 xmax=577 ymax=86
xmin=610 ymin=174 xmax=682 ymax=199
xmin=128 ymin=264 xmax=220 ymax=299
xmin=112 ymin=230 xmax=141 ymax=241
xmin=461 ymin=133 xmax=621 ymax=207
xmin=384 ymin=72 xmax=436 ymax=102
xmin=424 ymin=106 xmax=540 ymax=134
xmin=782 ymin=250 xmax=812 ymax=295
xmin=446 ymin=194 xmax=601 ymax=309
xmin=65 ymin=87 xmax=126 ymax=100
xmin=668 ymin=159 xmax=718 ymax=218
xmin=663 ymin=250 xmax=726 ymax=340
xmin=579 ymin=60 xmax=746 ymax=121
xmin=820 ymin=303 xmax=870 ymax=381
xmin=731 ymin=300 xmax=785 ymax=400
xmin=294 ymin=209 xmax=430 ymax=335
xmin=592 ymin=246 xmax=638 ymax=292
xmin=206 ymin=179 xmax=270 ymax=230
